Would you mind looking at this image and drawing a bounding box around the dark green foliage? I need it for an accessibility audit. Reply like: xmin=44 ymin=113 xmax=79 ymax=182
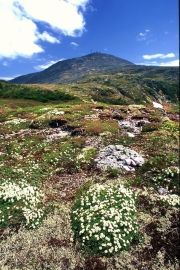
xmin=107 ymin=167 xmax=119 ymax=178
xmin=142 ymin=122 xmax=161 ymax=132
xmin=139 ymin=153 xmax=173 ymax=173
xmin=137 ymin=153 xmax=179 ymax=194
xmin=152 ymin=166 xmax=179 ymax=195
xmin=0 ymin=83 xmax=79 ymax=102
xmin=142 ymin=79 xmax=179 ymax=102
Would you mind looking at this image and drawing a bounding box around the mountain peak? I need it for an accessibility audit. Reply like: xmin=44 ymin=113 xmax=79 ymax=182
xmin=10 ymin=53 xmax=135 ymax=84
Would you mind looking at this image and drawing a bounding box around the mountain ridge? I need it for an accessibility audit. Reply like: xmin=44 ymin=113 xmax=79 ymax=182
xmin=9 ymin=53 xmax=135 ymax=84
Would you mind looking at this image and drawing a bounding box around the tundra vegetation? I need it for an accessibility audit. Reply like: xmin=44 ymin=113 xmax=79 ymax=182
xmin=0 ymin=76 xmax=179 ymax=269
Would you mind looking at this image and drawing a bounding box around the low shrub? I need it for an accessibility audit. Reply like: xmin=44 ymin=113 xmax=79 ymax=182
xmin=77 ymin=147 xmax=98 ymax=164
xmin=0 ymin=84 xmax=79 ymax=103
xmin=163 ymin=121 xmax=179 ymax=133
xmin=152 ymin=166 xmax=179 ymax=195
xmin=142 ymin=122 xmax=161 ymax=132
xmin=139 ymin=154 xmax=172 ymax=173
xmin=107 ymin=166 xmax=119 ymax=178
xmin=71 ymin=184 xmax=139 ymax=257
xmin=88 ymin=125 xmax=103 ymax=135
xmin=0 ymin=180 xmax=44 ymax=229
xmin=58 ymin=145 xmax=80 ymax=173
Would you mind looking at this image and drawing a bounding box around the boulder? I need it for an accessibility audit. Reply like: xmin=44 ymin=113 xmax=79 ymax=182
xmin=94 ymin=144 xmax=145 ymax=172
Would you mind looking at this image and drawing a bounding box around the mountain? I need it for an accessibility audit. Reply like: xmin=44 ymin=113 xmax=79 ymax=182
xmin=2 ymin=65 xmax=178 ymax=105
xmin=9 ymin=53 xmax=135 ymax=84
xmin=6 ymin=52 xmax=179 ymax=105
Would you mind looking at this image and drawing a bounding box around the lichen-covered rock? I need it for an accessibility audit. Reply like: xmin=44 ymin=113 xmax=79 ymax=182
xmin=94 ymin=144 xmax=145 ymax=172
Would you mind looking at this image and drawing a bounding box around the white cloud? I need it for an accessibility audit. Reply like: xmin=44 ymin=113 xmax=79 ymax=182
xmin=159 ymin=60 xmax=179 ymax=66
xmin=38 ymin=31 xmax=60 ymax=43
xmin=71 ymin=42 xmax=79 ymax=46
xmin=137 ymin=30 xmax=149 ymax=41
xmin=135 ymin=59 xmax=179 ymax=66
xmin=143 ymin=53 xmax=175 ymax=59
xmin=135 ymin=61 xmax=157 ymax=66
xmin=0 ymin=0 xmax=90 ymax=59
xmin=0 ymin=1 xmax=43 ymax=59
xmin=34 ymin=58 xmax=65 ymax=70
xmin=137 ymin=29 xmax=153 ymax=43
xmin=146 ymin=39 xmax=156 ymax=45
xmin=0 ymin=76 xmax=16 ymax=80
xmin=139 ymin=32 xmax=146 ymax=36
xmin=2 ymin=61 xmax=9 ymax=66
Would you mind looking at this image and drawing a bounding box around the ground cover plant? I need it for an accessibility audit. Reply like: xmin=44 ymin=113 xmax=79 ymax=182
xmin=0 ymin=83 xmax=179 ymax=269
xmin=71 ymin=183 xmax=139 ymax=256
xmin=0 ymin=179 xmax=44 ymax=229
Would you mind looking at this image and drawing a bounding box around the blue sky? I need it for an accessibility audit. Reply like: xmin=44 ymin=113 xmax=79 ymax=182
xmin=0 ymin=0 xmax=179 ymax=80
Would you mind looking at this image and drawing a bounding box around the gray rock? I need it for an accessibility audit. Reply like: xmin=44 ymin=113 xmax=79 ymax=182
xmin=131 ymin=160 xmax=137 ymax=166
xmin=158 ymin=188 xmax=168 ymax=195
xmin=120 ymin=155 xmax=127 ymax=160
xmin=94 ymin=144 xmax=145 ymax=172
xmin=123 ymin=165 xmax=131 ymax=171
xmin=125 ymin=158 xmax=132 ymax=166
xmin=115 ymin=145 xmax=124 ymax=151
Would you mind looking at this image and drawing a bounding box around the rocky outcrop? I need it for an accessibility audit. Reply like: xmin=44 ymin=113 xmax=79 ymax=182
xmin=118 ymin=118 xmax=150 ymax=136
xmin=94 ymin=145 xmax=145 ymax=172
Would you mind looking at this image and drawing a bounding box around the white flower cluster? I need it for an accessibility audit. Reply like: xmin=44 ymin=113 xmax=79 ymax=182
xmin=159 ymin=194 xmax=180 ymax=207
xmin=136 ymin=188 xmax=180 ymax=207
xmin=152 ymin=166 xmax=179 ymax=191
xmin=71 ymin=184 xmax=138 ymax=256
xmin=0 ymin=180 xmax=44 ymax=228
xmin=153 ymin=166 xmax=179 ymax=181
xmin=163 ymin=166 xmax=179 ymax=177
xmin=76 ymin=147 xmax=96 ymax=163
xmin=5 ymin=118 xmax=27 ymax=125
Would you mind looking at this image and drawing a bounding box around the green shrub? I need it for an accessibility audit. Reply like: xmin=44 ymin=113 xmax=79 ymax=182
xmin=71 ymin=184 xmax=139 ymax=257
xmin=77 ymin=147 xmax=98 ymax=164
xmin=0 ymin=180 xmax=44 ymax=229
xmin=142 ymin=122 xmax=161 ymax=132
xmin=140 ymin=154 xmax=178 ymax=174
xmin=107 ymin=166 xmax=119 ymax=178
xmin=163 ymin=121 xmax=179 ymax=133
xmin=152 ymin=166 xmax=179 ymax=195
xmin=58 ymin=144 xmax=81 ymax=173
xmin=0 ymin=84 xmax=78 ymax=102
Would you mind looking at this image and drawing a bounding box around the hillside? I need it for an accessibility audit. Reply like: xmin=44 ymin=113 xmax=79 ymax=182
xmin=0 ymin=54 xmax=179 ymax=268
xmin=9 ymin=53 xmax=134 ymax=84
xmin=0 ymin=92 xmax=179 ymax=269
xmin=3 ymin=64 xmax=179 ymax=105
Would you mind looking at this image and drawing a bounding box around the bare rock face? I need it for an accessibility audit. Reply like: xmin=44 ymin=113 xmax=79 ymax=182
xmin=158 ymin=188 xmax=168 ymax=195
xmin=94 ymin=144 xmax=145 ymax=172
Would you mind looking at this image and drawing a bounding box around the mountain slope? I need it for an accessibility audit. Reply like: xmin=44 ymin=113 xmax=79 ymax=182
xmin=2 ymin=64 xmax=179 ymax=105
xmin=9 ymin=53 xmax=134 ymax=84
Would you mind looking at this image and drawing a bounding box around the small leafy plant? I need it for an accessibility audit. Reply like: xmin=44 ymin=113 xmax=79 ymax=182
xmin=71 ymin=184 xmax=139 ymax=257
xmin=58 ymin=145 xmax=81 ymax=173
xmin=142 ymin=122 xmax=161 ymax=132
xmin=107 ymin=166 xmax=119 ymax=178
xmin=0 ymin=179 xmax=44 ymax=229
xmin=152 ymin=166 xmax=179 ymax=195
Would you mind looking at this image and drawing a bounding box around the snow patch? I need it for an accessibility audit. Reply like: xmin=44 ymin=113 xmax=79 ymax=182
xmin=153 ymin=102 xmax=163 ymax=109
